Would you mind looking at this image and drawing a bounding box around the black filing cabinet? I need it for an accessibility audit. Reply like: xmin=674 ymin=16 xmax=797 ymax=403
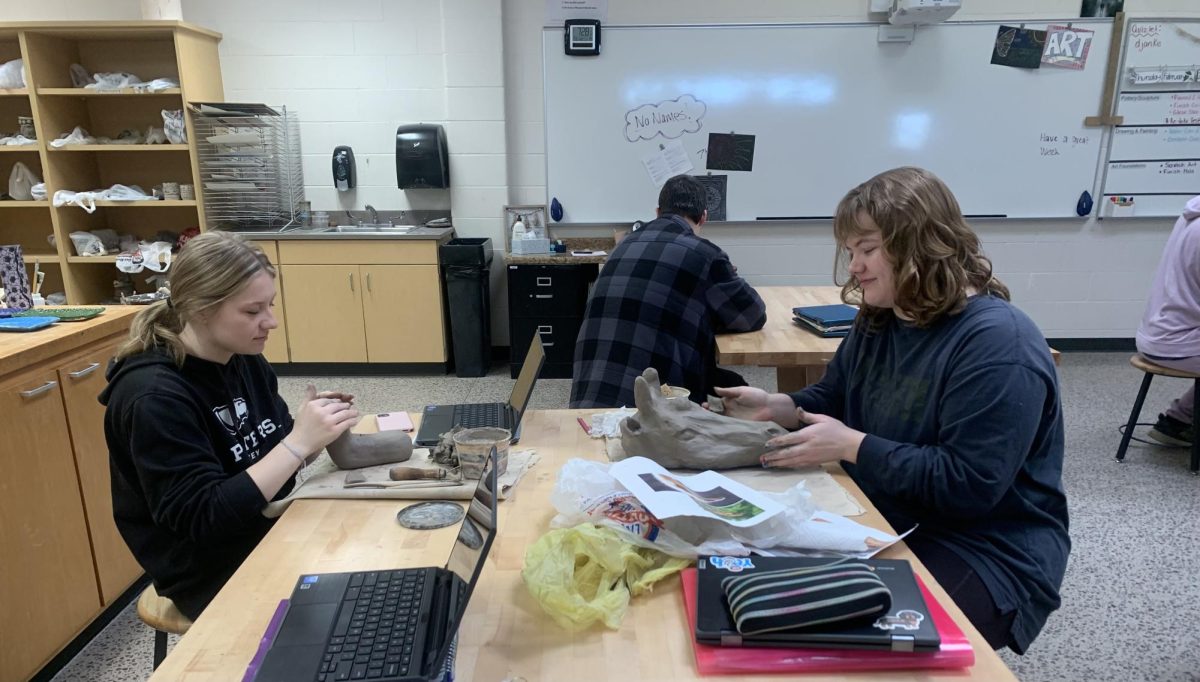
xmin=507 ymin=263 xmax=598 ymax=378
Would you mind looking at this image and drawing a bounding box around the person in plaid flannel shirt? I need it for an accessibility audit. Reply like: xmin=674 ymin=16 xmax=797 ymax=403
xmin=570 ymin=175 xmax=766 ymax=408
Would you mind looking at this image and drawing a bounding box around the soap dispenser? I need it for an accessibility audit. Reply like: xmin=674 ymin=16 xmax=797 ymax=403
xmin=511 ymin=215 xmax=527 ymax=244
xmin=333 ymin=146 xmax=356 ymax=191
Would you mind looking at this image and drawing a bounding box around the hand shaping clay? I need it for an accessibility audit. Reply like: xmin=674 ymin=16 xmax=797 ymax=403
xmin=326 ymin=429 xmax=414 ymax=469
xmin=618 ymin=368 xmax=787 ymax=469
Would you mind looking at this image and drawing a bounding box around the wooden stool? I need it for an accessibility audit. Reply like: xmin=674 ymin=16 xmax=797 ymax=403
xmin=137 ymin=585 xmax=193 ymax=669
xmin=1116 ymin=355 xmax=1200 ymax=474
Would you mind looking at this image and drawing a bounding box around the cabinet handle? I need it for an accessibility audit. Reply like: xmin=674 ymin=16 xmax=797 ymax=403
xmin=536 ymin=277 xmax=552 ymax=287
xmin=533 ymin=294 xmax=553 ymax=299
xmin=537 ymin=325 xmax=553 ymax=333
xmin=366 ymin=272 xmax=372 ymax=293
xmin=19 ymin=381 xmax=57 ymax=399
xmin=541 ymin=342 xmax=555 ymax=347
xmin=349 ymin=273 xmax=355 ymax=292
xmin=68 ymin=362 xmax=101 ymax=379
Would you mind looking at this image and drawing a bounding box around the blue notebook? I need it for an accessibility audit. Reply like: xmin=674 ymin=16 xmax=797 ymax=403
xmin=792 ymin=304 xmax=858 ymax=327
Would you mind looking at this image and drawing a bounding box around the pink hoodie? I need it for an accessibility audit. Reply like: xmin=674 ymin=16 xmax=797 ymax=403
xmin=1137 ymin=195 xmax=1200 ymax=358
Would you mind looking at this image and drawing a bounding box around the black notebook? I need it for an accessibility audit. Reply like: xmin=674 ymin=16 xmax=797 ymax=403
xmin=695 ymin=556 xmax=941 ymax=653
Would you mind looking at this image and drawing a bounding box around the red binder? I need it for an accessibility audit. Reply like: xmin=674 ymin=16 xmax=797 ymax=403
xmin=680 ymin=568 xmax=975 ymax=675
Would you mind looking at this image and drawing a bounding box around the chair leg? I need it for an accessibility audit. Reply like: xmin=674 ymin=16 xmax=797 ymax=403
xmin=153 ymin=629 xmax=168 ymax=670
xmin=1117 ymin=372 xmax=1155 ymax=462
xmin=1192 ymin=378 xmax=1200 ymax=475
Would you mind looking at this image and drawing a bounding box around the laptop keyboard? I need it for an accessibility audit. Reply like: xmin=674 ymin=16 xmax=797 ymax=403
xmin=317 ymin=570 xmax=428 ymax=681
xmin=452 ymin=402 xmax=503 ymax=428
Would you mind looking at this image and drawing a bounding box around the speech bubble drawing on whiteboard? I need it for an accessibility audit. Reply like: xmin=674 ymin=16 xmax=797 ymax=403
xmin=624 ymin=95 xmax=707 ymax=142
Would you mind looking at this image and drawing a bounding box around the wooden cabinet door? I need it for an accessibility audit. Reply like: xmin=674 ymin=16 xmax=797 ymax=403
xmin=280 ymin=265 xmax=368 ymax=362
xmin=361 ymin=265 xmax=447 ymax=363
xmin=250 ymin=240 xmax=290 ymax=364
xmin=0 ymin=369 xmax=102 ymax=681
xmin=58 ymin=346 xmax=144 ymax=605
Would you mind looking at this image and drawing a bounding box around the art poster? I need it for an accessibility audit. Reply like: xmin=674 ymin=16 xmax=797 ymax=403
xmin=1041 ymin=25 xmax=1095 ymax=70
xmin=991 ymin=25 xmax=1047 ymax=69
xmin=706 ymin=133 xmax=756 ymax=172
xmin=695 ymin=174 xmax=727 ymax=222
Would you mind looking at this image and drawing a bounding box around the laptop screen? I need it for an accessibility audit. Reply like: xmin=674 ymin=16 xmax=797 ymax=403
xmin=507 ymin=334 xmax=545 ymax=422
xmin=444 ymin=448 xmax=498 ymax=586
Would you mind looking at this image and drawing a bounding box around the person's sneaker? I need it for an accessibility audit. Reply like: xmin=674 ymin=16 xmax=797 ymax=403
xmin=1148 ymin=413 xmax=1194 ymax=447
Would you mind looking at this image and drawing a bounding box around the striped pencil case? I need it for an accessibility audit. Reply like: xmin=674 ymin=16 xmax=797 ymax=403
xmin=721 ymin=561 xmax=892 ymax=635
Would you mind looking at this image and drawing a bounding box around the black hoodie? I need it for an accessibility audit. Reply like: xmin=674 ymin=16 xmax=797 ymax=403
xmin=99 ymin=347 xmax=295 ymax=620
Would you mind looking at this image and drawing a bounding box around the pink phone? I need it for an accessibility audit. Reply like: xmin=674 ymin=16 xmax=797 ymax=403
xmin=376 ymin=412 xmax=414 ymax=432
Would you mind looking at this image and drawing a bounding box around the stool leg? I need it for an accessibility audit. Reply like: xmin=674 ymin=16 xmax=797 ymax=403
xmin=1117 ymin=372 xmax=1155 ymax=462
xmin=1192 ymin=378 xmax=1200 ymax=475
xmin=153 ymin=629 xmax=168 ymax=670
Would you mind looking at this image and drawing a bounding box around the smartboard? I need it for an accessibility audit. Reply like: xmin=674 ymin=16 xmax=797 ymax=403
xmin=1100 ymin=19 xmax=1200 ymax=217
xmin=543 ymin=20 xmax=1113 ymax=223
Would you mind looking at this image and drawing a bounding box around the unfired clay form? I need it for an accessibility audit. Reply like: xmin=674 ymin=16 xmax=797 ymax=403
xmin=327 ymin=430 xmax=414 ymax=469
xmin=618 ymin=368 xmax=787 ymax=469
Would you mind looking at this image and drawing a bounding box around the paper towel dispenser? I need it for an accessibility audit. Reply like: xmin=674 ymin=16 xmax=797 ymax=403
xmin=396 ymin=124 xmax=450 ymax=189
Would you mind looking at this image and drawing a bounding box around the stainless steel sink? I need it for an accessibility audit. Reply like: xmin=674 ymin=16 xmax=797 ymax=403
xmin=330 ymin=224 xmax=417 ymax=233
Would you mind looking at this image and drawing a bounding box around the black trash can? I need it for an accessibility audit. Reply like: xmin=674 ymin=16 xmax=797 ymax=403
xmin=440 ymin=237 xmax=493 ymax=377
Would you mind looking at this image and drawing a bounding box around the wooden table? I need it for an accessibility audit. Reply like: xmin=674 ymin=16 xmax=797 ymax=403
xmin=152 ymin=409 xmax=1015 ymax=682
xmin=717 ymin=286 xmax=1060 ymax=393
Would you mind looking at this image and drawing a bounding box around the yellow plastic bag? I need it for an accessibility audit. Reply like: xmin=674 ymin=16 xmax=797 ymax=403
xmin=521 ymin=524 xmax=691 ymax=631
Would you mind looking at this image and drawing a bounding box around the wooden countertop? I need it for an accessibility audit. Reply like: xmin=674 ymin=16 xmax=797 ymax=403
xmin=0 ymin=306 xmax=139 ymax=378
xmin=153 ymin=409 xmax=1015 ymax=682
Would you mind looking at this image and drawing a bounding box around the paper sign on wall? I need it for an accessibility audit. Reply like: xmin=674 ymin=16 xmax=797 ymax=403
xmin=642 ymin=139 xmax=694 ymax=187
xmin=991 ymin=25 xmax=1046 ymax=69
xmin=1041 ymin=25 xmax=1095 ymax=70
xmin=545 ymin=0 xmax=607 ymax=25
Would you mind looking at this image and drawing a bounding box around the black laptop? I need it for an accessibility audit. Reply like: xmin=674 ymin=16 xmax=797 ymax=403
xmin=414 ymin=334 xmax=546 ymax=447
xmin=695 ymin=556 xmax=941 ymax=653
xmin=255 ymin=449 xmax=499 ymax=682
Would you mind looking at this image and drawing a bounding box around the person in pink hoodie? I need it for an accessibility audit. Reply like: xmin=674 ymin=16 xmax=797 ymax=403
xmin=1136 ymin=195 xmax=1200 ymax=446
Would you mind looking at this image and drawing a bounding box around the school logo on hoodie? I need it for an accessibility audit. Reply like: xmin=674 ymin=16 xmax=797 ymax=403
xmin=212 ymin=398 xmax=249 ymax=435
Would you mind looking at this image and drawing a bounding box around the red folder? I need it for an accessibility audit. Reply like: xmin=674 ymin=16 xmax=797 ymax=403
xmin=681 ymin=568 xmax=975 ymax=675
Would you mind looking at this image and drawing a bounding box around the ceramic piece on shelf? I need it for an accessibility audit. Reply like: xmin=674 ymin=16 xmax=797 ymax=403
xmin=15 ymin=306 xmax=105 ymax=322
xmin=0 ymin=316 xmax=58 ymax=332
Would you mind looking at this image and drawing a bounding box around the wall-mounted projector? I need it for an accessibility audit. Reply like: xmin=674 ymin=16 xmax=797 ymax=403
xmin=888 ymin=0 xmax=962 ymax=25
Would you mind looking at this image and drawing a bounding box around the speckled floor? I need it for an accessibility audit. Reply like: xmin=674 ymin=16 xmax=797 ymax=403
xmin=49 ymin=355 xmax=1200 ymax=682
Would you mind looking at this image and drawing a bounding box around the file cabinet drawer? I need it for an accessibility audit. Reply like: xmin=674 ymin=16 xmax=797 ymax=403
xmin=507 ymin=264 xmax=594 ymax=318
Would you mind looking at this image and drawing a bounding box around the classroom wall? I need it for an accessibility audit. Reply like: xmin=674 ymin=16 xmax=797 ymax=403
xmin=505 ymin=0 xmax=1198 ymax=340
xmin=4 ymin=0 xmax=1193 ymax=341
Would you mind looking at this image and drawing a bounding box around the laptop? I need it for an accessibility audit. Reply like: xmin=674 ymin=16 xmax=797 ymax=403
xmin=695 ymin=556 xmax=941 ymax=653
xmin=414 ymin=334 xmax=546 ymax=447
xmin=255 ymin=449 xmax=499 ymax=682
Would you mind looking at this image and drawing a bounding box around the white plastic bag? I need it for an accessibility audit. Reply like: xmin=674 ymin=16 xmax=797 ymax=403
xmin=69 ymin=63 xmax=91 ymax=88
xmin=29 ymin=183 xmax=45 ymax=201
xmin=144 ymin=126 xmax=168 ymax=145
xmin=68 ymin=231 xmax=105 ymax=256
xmin=162 ymin=109 xmax=186 ymax=144
xmin=86 ymin=72 xmax=142 ymax=90
xmin=8 ymin=162 xmax=40 ymax=200
xmin=0 ymin=59 xmax=25 ymax=88
xmin=49 ymin=126 xmax=96 ymax=148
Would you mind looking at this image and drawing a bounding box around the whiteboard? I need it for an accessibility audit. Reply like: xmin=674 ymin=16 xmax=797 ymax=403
xmin=1100 ymin=19 xmax=1200 ymax=215
xmin=543 ymin=21 xmax=1113 ymax=223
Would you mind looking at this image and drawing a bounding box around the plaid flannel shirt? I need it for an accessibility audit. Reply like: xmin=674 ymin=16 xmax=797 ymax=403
xmin=569 ymin=215 xmax=767 ymax=408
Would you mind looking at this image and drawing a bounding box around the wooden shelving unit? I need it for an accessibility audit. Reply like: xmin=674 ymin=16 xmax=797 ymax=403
xmin=0 ymin=21 xmax=222 ymax=304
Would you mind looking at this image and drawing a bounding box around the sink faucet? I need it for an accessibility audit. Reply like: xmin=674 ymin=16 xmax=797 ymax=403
xmin=365 ymin=204 xmax=379 ymax=225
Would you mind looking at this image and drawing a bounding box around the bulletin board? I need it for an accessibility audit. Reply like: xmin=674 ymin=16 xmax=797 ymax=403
xmin=1099 ymin=18 xmax=1200 ymax=218
xmin=543 ymin=20 xmax=1114 ymax=223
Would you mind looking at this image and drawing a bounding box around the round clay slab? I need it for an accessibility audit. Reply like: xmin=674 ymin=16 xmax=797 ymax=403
xmin=396 ymin=501 xmax=464 ymax=530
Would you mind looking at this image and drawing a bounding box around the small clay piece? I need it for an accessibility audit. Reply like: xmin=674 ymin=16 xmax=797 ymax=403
xmin=389 ymin=466 xmax=448 ymax=481
xmin=705 ymin=395 xmax=726 ymax=414
xmin=430 ymin=425 xmax=464 ymax=468
xmin=326 ymin=429 xmax=414 ymax=469
xmin=619 ymin=367 xmax=788 ymax=469
xmin=396 ymin=501 xmax=465 ymax=530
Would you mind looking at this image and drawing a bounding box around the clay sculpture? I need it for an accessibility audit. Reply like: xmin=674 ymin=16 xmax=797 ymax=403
xmin=619 ymin=367 xmax=788 ymax=469
xmin=326 ymin=429 xmax=414 ymax=469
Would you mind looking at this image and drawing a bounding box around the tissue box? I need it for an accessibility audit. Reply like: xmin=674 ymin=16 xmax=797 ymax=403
xmin=511 ymin=238 xmax=551 ymax=255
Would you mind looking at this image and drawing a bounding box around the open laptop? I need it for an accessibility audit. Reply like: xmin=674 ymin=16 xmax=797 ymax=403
xmin=695 ymin=556 xmax=941 ymax=653
xmin=255 ymin=449 xmax=499 ymax=682
xmin=414 ymin=334 xmax=546 ymax=447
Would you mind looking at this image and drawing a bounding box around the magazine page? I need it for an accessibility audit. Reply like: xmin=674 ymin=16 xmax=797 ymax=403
xmin=609 ymin=457 xmax=784 ymax=528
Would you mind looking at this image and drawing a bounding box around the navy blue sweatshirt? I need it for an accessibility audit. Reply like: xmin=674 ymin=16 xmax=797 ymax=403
xmin=100 ymin=347 xmax=295 ymax=620
xmin=791 ymin=295 xmax=1069 ymax=653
